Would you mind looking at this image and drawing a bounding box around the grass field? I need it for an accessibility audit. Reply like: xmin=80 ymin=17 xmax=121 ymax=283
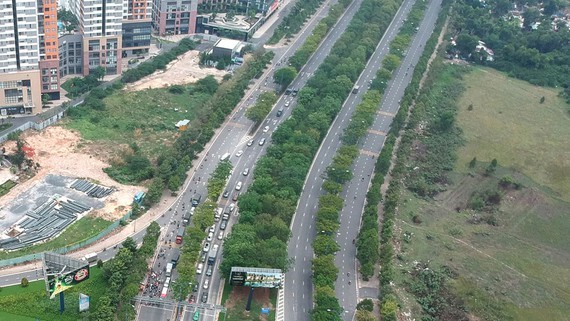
xmin=393 ymin=65 xmax=570 ymax=321
xmin=0 ymin=267 xmax=107 ymax=321
xmin=221 ymin=286 xmax=277 ymax=321
xmin=65 ymin=86 xmax=212 ymax=157
xmin=0 ymin=216 xmax=111 ymax=260
xmin=455 ymin=67 xmax=570 ymax=201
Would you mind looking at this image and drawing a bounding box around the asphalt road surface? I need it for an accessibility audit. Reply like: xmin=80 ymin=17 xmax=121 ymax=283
xmin=284 ymin=0 xmax=444 ymax=320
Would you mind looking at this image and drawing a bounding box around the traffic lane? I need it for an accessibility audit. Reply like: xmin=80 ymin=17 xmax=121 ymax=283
xmin=138 ymin=303 xmax=173 ymax=321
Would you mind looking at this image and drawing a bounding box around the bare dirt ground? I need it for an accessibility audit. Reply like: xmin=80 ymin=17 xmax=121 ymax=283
xmin=225 ymin=287 xmax=273 ymax=320
xmin=0 ymin=126 xmax=142 ymax=221
xmin=125 ymin=50 xmax=228 ymax=92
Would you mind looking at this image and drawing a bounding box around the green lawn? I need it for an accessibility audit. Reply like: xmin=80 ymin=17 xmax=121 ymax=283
xmin=393 ymin=66 xmax=570 ymax=321
xmin=65 ymin=86 xmax=212 ymax=157
xmin=0 ymin=267 xmax=107 ymax=321
xmin=0 ymin=216 xmax=112 ymax=260
xmin=455 ymin=67 xmax=570 ymax=201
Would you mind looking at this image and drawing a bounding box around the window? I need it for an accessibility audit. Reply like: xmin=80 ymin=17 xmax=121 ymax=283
xmin=50 ymin=84 xmax=58 ymax=90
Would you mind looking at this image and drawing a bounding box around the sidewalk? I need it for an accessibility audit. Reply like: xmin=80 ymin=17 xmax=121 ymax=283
xmin=251 ymin=0 xmax=291 ymax=40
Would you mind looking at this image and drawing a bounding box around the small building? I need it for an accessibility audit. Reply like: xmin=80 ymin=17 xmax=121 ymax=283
xmin=212 ymin=38 xmax=244 ymax=58
xmin=175 ymin=119 xmax=191 ymax=131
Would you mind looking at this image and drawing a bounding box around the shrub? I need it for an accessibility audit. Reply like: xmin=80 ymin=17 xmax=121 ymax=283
xmin=21 ymin=277 xmax=29 ymax=287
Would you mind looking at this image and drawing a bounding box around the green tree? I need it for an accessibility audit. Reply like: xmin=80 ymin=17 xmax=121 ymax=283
xmin=245 ymin=91 xmax=277 ymax=124
xmin=41 ymin=94 xmax=50 ymax=108
xmin=523 ymin=8 xmax=541 ymax=29
xmin=312 ymin=255 xmax=338 ymax=288
xmin=143 ymin=178 xmax=164 ymax=206
xmin=356 ymin=310 xmax=376 ymax=321
xmin=93 ymin=296 xmax=115 ymax=321
xmin=455 ymin=33 xmax=479 ymax=57
xmin=20 ymin=277 xmax=29 ymax=287
xmin=380 ymin=296 xmax=398 ymax=321
xmin=12 ymin=139 xmax=27 ymax=169
xmin=168 ymin=175 xmax=181 ymax=192
xmin=274 ymin=67 xmax=298 ymax=88
xmin=192 ymin=201 xmax=215 ymax=231
xmin=91 ymin=66 xmax=106 ymax=81
xmin=122 ymin=237 xmax=137 ymax=253
xmin=383 ymin=54 xmax=401 ymax=72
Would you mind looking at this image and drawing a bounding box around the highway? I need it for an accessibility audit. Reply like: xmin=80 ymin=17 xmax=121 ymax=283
xmin=284 ymin=0 xmax=444 ymax=319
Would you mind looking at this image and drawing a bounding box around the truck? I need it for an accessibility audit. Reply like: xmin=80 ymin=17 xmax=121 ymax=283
xmin=175 ymin=226 xmax=185 ymax=244
xmin=191 ymin=194 xmax=202 ymax=207
xmin=171 ymin=248 xmax=180 ymax=267
xmin=165 ymin=262 xmax=173 ymax=277
xmin=84 ymin=252 xmax=98 ymax=264
xmin=133 ymin=191 xmax=145 ymax=205
xmin=207 ymin=244 xmax=219 ymax=265
xmin=183 ymin=211 xmax=191 ymax=226
xmin=220 ymin=153 xmax=230 ymax=161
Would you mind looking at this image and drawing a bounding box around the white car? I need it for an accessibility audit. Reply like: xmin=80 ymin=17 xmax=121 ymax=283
xmin=229 ymin=203 xmax=236 ymax=212
xmin=209 ymin=224 xmax=216 ymax=233
xmin=235 ymin=150 xmax=244 ymax=157
xmin=247 ymin=139 xmax=254 ymax=146
xmin=217 ymin=231 xmax=224 ymax=240
xmin=190 ymin=206 xmax=196 ymax=215
xmin=203 ymin=279 xmax=209 ymax=289
xmin=285 ymin=101 xmax=290 ymax=107
xmin=259 ymin=138 xmax=266 ymax=146
xmin=196 ymin=263 xmax=203 ymax=275
xmin=207 ymin=232 xmax=214 ymax=242
xmin=263 ymin=126 xmax=269 ymax=133
xmin=203 ymin=242 xmax=210 ymax=253
xmin=242 ymin=168 xmax=249 ymax=176
xmin=235 ymin=181 xmax=242 ymax=191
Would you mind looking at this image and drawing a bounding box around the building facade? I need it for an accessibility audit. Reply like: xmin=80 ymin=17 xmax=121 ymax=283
xmin=122 ymin=0 xmax=152 ymax=57
xmin=152 ymin=0 xmax=197 ymax=36
xmin=58 ymin=33 xmax=83 ymax=77
xmin=69 ymin=0 xmax=124 ymax=75
xmin=0 ymin=0 xmax=56 ymax=114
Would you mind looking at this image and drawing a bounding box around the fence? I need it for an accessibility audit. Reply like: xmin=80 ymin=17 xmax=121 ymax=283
xmin=0 ymin=210 xmax=132 ymax=268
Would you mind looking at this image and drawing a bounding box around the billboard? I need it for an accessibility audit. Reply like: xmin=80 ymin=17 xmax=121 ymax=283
xmin=47 ymin=264 xmax=90 ymax=299
xmin=229 ymin=267 xmax=283 ymax=288
xmin=79 ymin=293 xmax=90 ymax=312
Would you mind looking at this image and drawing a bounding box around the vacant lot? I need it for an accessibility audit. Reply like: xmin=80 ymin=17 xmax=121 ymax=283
xmin=455 ymin=67 xmax=570 ymax=201
xmin=65 ymin=86 xmax=212 ymax=158
xmin=222 ymin=285 xmax=276 ymax=321
xmin=393 ymin=66 xmax=570 ymax=321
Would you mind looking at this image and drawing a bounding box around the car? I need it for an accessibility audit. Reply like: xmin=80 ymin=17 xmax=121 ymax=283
xmin=217 ymin=231 xmax=224 ymax=240
xmin=242 ymin=168 xmax=249 ymax=176
xmin=203 ymin=242 xmax=210 ymax=253
xmin=247 ymin=139 xmax=254 ymax=146
xmin=209 ymin=224 xmax=216 ymax=233
xmin=203 ymin=279 xmax=210 ymax=289
xmin=200 ymin=253 xmax=206 ymax=263
xmin=189 ymin=294 xmax=196 ymax=303
xmin=222 ymin=190 xmax=230 ymax=198
xmin=220 ymin=220 xmax=228 ymax=230
xmin=235 ymin=181 xmax=242 ymax=191
xmin=229 ymin=203 xmax=236 ymax=212
xmin=196 ymin=263 xmax=203 ymax=274
xmin=232 ymin=192 xmax=239 ymax=201
xmin=259 ymin=138 xmax=266 ymax=146
xmin=235 ymin=150 xmax=243 ymax=157
xmin=193 ymin=284 xmax=199 ymax=292
xmin=193 ymin=310 xmax=200 ymax=321
xmin=201 ymin=292 xmax=208 ymax=303
xmin=207 ymin=232 xmax=214 ymax=242
xmin=206 ymin=265 xmax=213 ymax=277
xmin=263 ymin=126 xmax=269 ymax=133
xmin=284 ymin=101 xmax=290 ymax=107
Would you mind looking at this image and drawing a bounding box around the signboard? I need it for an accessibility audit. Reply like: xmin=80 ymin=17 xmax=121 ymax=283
xmin=229 ymin=267 xmax=283 ymax=288
xmin=47 ymin=264 xmax=90 ymax=299
xmin=79 ymin=293 xmax=90 ymax=312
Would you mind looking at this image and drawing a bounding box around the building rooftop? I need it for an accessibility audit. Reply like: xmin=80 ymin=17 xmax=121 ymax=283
xmin=215 ymin=38 xmax=242 ymax=50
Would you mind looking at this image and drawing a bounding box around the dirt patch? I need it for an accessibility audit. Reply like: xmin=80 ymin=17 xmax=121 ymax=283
xmin=0 ymin=126 xmax=143 ymax=221
xmin=125 ymin=50 xmax=228 ymax=92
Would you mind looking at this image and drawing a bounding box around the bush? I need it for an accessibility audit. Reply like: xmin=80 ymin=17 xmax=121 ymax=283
xmin=20 ymin=277 xmax=29 ymax=287
xmin=356 ymin=299 xmax=374 ymax=311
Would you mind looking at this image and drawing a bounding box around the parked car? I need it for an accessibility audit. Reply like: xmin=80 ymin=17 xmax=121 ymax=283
xmin=209 ymin=224 xmax=216 ymax=233
xmin=196 ymin=263 xmax=203 ymax=275
xmin=220 ymin=220 xmax=228 ymax=230
xmin=206 ymin=265 xmax=213 ymax=277
xmin=232 ymin=192 xmax=240 ymax=201
xmin=203 ymin=242 xmax=210 ymax=253
xmin=229 ymin=203 xmax=236 ymax=212
xmin=201 ymin=292 xmax=208 ymax=303
xmin=217 ymin=231 xmax=224 ymax=240
xmin=203 ymin=279 xmax=209 ymax=289
xmin=207 ymin=232 xmax=214 ymax=242
xmin=222 ymin=190 xmax=230 ymax=198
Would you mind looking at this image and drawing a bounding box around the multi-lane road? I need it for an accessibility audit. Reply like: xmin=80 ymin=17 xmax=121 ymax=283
xmin=284 ymin=0 xmax=444 ymax=320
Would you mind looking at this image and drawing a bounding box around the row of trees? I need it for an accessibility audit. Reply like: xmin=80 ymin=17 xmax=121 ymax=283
xmin=267 ymin=0 xmax=325 ymax=44
xmin=245 ymin=91 xmax=278 ymax=125
xmin=62 ymin=66 xmax=105 ymax=98
xmin=207 ymin=160 xmax=233 ymax=200
xmin=371 ymin=2 xmax=453 ymax=320
xmin=287 ymin=0 xmax=352 ymax=71
xmin=94 ymin=222 xmax=160 ymax=321
xmin=452 ymin=0 xmax=570 ymax=88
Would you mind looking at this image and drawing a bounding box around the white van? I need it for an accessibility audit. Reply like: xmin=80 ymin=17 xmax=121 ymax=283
xmin=196 ymin=263 xmax=203 ymax=275
xmin=165 ymin=262 xmax=173 ymax=277
xmin=220 ymin=153 xmax=230 ymax=161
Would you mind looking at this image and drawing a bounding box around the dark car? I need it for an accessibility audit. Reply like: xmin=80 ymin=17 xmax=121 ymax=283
xmin=201 ymin=292 xmax=208 ymax=303
xmin=232 ymin=192 xmax=239 ymax=201
xmin=220 ymin=220 xmax=228 ymax=230
xmin=222 ymin=190 xmax=230 ymax=198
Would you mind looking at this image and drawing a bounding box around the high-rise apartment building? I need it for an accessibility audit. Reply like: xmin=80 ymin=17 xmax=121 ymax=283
xmin=69 ymin=0 xmax=124 ymax=75
xmin=0 ymin=0 xmax=58 ymax=115
xmin=121 ymin=0 xmax=152 ymax=56
xmin=152 ymin=0 xmax=197 ymax=36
